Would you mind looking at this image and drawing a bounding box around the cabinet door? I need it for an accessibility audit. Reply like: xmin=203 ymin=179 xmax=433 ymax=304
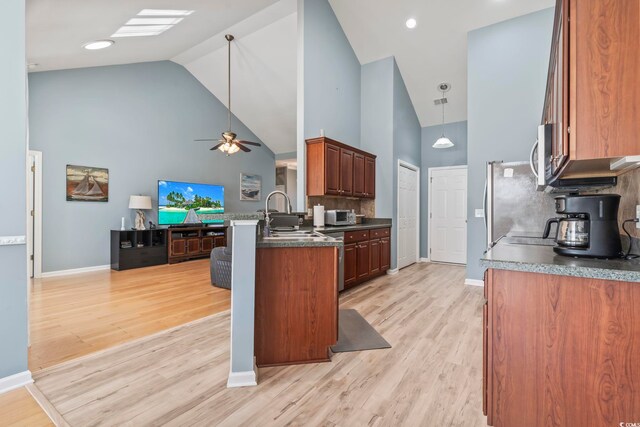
xmin=202 ymin=237 xmax=214 ymax=253
xmin=369 ymin=238 xmax=381 ymax=275
xmin=356 ymin=241 xmax=370 ymax=281
xmin=364 ymin=156 xmax=376 ymax=198
xmin=339 ymin=148 xmax=354 ymax=196
xmin=380 ymin=237 xmax=390 ymax=272
xmin=353 ymin=153 xmax=365 ymax=197
xmin=325 ymin=144 xmax=341 ymax=195
xmin=549 ymin=0 xmax=569 ymax=175
xmin=186 ymin=238 xmax=200 ymax=254
xmin=214 ymin=235 xmax=226 ymax=247
xmin=344 ymin=243 xmax=357 ymax=288
xmin=171 ymin=239 xmax=186 ymax=256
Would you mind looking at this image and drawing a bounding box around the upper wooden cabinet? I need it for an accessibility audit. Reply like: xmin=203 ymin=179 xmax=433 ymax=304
xmin=306 ymin=137 xmax=376 ymax=198
xmin=546 ymin=0 xmax=640 ymax=180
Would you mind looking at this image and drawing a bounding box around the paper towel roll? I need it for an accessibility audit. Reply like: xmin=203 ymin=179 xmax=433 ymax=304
xmin=313 ymin=205 xmax=325 ymax=227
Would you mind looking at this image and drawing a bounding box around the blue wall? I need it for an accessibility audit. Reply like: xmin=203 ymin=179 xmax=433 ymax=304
xmin=0 ymin=0 xmax=28 ymax=380
xmin=467 ymin=8 xmax=554 ymax=280
xmin=361 ymin=57 xmax=421 ymax=269
xmin=302 ymin=0 xmax=361 ymax=146
xmin=361 ymin=58 xmax=394 ymax=219
xmin=392 ymin=59 xmax=422 ymax=268
xmin=29 ymin=61 xmax=276 ymax=273
xmin=421 ymin=121 xmax=468 ymax=258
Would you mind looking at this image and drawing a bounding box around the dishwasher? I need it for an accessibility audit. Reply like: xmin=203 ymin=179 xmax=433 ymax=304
xmin=320 ymin=231 xmax=344 ymax=292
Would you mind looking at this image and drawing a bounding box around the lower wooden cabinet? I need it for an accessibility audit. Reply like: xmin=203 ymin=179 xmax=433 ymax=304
xmin=168 ymin=226 xmax=227 ymax=263
xmin=484 ymin=268 xmax=640 ymax=426
xmin=343 ymin=227 xmax=390 ymax=290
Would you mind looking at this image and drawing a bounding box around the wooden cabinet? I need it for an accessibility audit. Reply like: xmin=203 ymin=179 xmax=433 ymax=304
xmin=255 ymin=246 xmax=338 ymax=367
xmin=369 ymin=238 xmax=381 ymax=275
xmin=353 ymin=153 xmax=365 ymax=197
xmin=483 ymin=268 xmax=640 ymax=426
xmin=110 ymin=229 xmax=168 ymax=271
xmin=306 ymin=137 xmax=377 ymax=199
xmin=364 ymin=156 xmax=375 ymax=198
xmin=344 ymin=243 xmax=357 ymax=287
xmin=343 ymin=227 xmax=390 ymax=290
xmin=355 ymin=241 xmax=370 ymax=281
xmin=380 ymin=237 xmax=390 ymax=271
xmin=544 ymin=0 xmax=640 ymax=181
xmin=168 ymin=226 xmax=227 ymax=264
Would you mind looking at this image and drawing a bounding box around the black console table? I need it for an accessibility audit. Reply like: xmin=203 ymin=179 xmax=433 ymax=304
xmin=110 ymin=229 xmax=168 ymax=271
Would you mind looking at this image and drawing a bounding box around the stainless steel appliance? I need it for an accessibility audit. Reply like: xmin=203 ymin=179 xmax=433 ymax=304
xmin=325 ymin=210 xmax=356 ymax=226
xmin=486 ymin=161 xmax=557 ymax=249
xmin=542 ymin=194 xmax=623 ymax=258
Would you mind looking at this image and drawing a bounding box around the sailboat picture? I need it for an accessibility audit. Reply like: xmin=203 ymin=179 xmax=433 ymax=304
xmin=66 ymin=165 xmax=109 ymax=202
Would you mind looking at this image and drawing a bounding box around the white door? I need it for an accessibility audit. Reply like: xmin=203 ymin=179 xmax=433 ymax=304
xmin=397 ymin=163 xmax=419 ymax=269
xmin=429 ymin=167 xmax=467 ymax=264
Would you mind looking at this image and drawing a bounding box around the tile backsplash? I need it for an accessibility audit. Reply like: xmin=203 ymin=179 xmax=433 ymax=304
xmin=306 ymin=196 xmax=376 ymax=218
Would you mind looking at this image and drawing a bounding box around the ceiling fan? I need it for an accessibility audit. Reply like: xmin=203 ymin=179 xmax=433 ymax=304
xmin=195 ymin=34 xmax=261 ymax=155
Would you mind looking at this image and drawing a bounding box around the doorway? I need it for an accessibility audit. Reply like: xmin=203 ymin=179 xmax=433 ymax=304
xmin=27 ymin=150 xmax=42 ymax=279
xmin=397 ymin=161 xmax=420 ymax=269
xmin=428 ymin=165 xmax=468 ymax=264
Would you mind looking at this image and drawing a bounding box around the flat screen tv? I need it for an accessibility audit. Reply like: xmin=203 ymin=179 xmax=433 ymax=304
xmin=158 ymin=180 xmax=224 ymax=226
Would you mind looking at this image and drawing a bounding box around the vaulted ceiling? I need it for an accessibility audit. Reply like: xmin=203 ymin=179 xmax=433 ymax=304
xmin=329 ymin=0 xmax=554 ymax=127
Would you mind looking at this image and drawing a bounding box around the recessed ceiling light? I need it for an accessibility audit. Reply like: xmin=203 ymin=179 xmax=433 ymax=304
xmin=112 ymin=25 xmax=173 ymax=38
xmin=27 ymin=63 xmax=38 ymax=70
xmin=137 ymin=9 xmax=194 ymax=16
xmin=406 ymin=18 xmax=417 ymax=29
xmin=83 ymin=40 xmax=115 ymax=50
xmin=126 ymin=17 xmax=184 ymax=26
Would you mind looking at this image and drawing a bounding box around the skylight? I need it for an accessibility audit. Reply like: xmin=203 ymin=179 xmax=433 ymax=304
xmin=110 ymin=9 xmax=194 ymax=38
xmin=137 ymin=9 xmax=194 ymax=16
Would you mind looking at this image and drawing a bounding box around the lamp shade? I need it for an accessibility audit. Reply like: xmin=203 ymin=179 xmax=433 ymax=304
xmin=433 ymin=137 xmax=454 ymax=149
xmin=129 ymin=195 xmax=152 ymax=210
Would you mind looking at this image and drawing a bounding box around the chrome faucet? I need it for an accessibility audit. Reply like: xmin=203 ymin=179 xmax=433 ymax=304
xmin=264 ymin=190 xmax=292 ymax=236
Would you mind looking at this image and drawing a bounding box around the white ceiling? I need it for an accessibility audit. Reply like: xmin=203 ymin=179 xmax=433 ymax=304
xmin=174 ymin=2 xmax=297 ymax=155
xmin=329 ymin=0 xmax=554 ymax=127
xmin=26 ymin=0 xmax=280 ymax=72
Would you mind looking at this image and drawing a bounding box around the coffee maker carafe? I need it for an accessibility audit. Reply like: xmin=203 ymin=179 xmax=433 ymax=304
xmin=542 ymin=194 xmax=622 ymax=258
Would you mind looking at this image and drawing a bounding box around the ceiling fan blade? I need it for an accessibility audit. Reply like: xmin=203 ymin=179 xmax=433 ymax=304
xmin=236 ymin=144 xmax=251 ymax=152
xmin=236 ymin=140 xmax=261 ymax=147
xmin=210 ymin=143 xmax=224 ymax=151
xmin=195 ymin=139 xmax=217 ymax=142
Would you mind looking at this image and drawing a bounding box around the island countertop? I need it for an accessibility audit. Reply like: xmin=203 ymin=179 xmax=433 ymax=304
xmin=482 ymin=235 xmax=640 ymax=283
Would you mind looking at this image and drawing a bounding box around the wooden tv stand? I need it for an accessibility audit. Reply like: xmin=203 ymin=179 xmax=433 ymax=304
xmin=167 ymin=226 xmax=227 ymax=264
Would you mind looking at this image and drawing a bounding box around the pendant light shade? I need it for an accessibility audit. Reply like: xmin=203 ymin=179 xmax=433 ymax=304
xmin=433 ymin=82 xmax=454 ymax=149
xmin=433 ymin=137 xmax=454 ymax=149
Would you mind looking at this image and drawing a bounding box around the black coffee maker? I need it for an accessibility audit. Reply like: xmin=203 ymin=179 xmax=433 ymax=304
xmin=542 ymin=194 xmax=623 ymax=258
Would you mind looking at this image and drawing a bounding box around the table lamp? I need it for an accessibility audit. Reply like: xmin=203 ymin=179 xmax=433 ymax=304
xmin=129 ymin=195 xmax=152 ymax=230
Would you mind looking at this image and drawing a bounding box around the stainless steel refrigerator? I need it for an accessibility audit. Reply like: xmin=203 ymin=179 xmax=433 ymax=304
xmin=485 ymin=161 xmax=557 ymax=249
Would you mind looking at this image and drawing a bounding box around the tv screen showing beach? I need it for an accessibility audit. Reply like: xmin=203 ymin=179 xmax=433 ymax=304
xmin=158 ymin=180 xmax=224 ymax=225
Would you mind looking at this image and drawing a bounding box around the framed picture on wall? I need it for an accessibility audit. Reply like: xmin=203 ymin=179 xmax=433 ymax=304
xmin=66 ymin=165 xmax=109 ymax=202
xmin=240 ymin=173 xmax=261 ymax=201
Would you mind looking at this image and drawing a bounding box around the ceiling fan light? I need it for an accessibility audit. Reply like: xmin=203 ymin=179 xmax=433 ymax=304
xmin=433 ymin=137 xmax=454 ymax=149
xmin=228 ymin=143 xmax=240 ymax=154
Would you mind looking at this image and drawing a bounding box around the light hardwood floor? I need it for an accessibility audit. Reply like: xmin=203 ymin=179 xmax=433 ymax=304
xmin=0 ymin=387 xmax=53 ymax=427
xmin=29 ymin=259 xmax=230 ymax=371
xmin=33 ymin=262 xmax=486 ymax=426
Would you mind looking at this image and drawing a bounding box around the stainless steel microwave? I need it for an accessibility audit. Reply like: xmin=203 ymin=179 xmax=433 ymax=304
xmin=530 ymin=124 xmax=554 ymax=190
xmin=325 ymin=210 xmax=356 ymax=226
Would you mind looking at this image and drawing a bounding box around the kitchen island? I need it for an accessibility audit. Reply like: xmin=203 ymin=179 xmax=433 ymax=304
xmin=480 ymin=237 xmax=640 ymax=426
xmin=255 ymin=232 xmax=342 ymax=367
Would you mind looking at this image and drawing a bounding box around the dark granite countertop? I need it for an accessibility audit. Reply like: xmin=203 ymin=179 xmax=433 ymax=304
xmin=304 ymin=218 xmax=392 ymax=234
xmin=482 ymin=236 xmax=640 ymax=283
xmin=256 ymin=234 xmax=343 ymax=249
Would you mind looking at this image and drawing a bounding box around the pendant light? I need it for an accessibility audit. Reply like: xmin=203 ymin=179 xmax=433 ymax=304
xmin=433 ymin=82 xmax=454 ymax=149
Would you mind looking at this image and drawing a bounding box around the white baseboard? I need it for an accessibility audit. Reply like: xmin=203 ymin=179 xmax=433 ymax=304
xmin=41 ymin=264 xmax=110 ymax=278
xmin=386 ymin=268 xmax=399 ymax=275
xmin=0 ymin=370 xmax=33 ymax=395
xmin=419 ymin=257 xmax=430 ymax=263
xmin=227 ymin=369 xmax=258 ymax=388
xmin=464 ymin=278 xmax=484 ymax=287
